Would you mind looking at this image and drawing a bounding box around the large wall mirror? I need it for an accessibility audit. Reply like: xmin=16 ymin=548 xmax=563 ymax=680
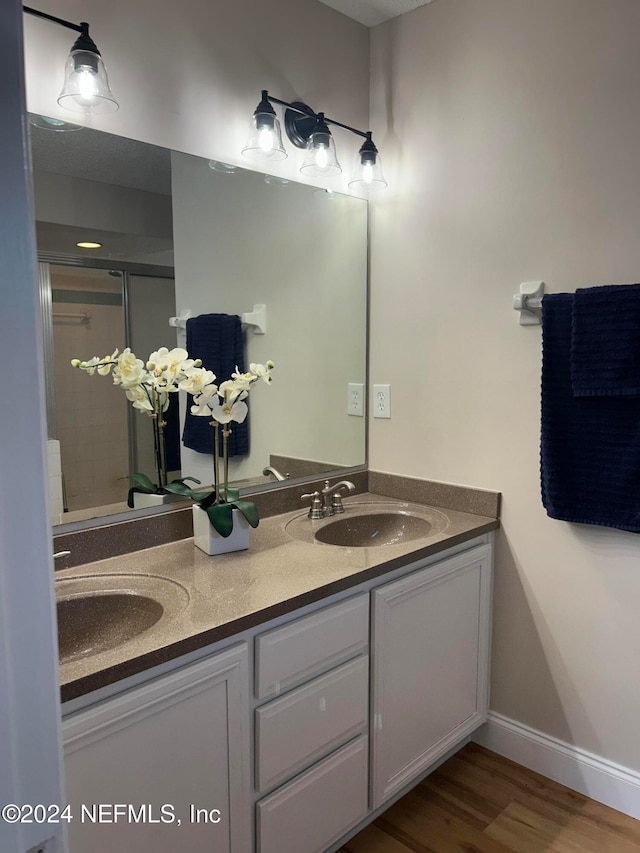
xmin=30 ymin=118 xmax=368 ymax=529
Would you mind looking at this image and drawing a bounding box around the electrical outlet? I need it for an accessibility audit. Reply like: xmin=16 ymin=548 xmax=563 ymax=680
xmin=347 ymin=382 xmax=364 ymax=417
xmin=373 ymin=384 xmax=391 ymax=418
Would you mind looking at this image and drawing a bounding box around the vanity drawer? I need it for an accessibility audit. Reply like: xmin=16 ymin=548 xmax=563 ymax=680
xmin=256 ymin=655 xmax=369 ymax=793
xmin=256 ymin=734 xmax=368 ymax=853
xmin=255 ymin=593 xmax=369 ymax=699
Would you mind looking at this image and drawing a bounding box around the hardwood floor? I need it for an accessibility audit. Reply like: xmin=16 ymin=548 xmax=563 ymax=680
xmin=338 ymin=743 xmax=640 ymax=852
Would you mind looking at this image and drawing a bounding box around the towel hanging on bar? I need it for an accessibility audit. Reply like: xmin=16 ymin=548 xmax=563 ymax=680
xmin=571 ymin=283 xmax=640 ymax=396
xmin=182 ymin=313 xmax=249 ymax=457
xmin=541 ymin=293 xmax=640 ymax=533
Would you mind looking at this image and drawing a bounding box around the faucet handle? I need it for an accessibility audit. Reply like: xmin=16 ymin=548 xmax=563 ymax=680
xmin=301 ymin=490 xmax=324 ymax=520
xmin=321 ymin=480 xmax=356 ymax=515
xmin=329 ymin=493 xmax=346 ymax=514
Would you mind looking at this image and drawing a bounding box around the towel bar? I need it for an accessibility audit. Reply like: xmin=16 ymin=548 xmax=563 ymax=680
xmin=169 ymin=304 xmax=267 ymax=335
xmin=513 ymin=281 xmax=544 ymax=325
xmin=53 ymin=311 xmax=90 ymax=324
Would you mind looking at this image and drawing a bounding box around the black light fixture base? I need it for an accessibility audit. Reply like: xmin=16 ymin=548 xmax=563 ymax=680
xmin=284 ymin=102 xmax=318 ymax=148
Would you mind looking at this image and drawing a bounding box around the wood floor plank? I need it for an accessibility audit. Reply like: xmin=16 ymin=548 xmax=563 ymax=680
xmin=375 ymin=790 xmax=514 ymax=853
xmin=336 ymin=744 xmax=640 ymax=853
xmin=341 ymin=823 xmax=414 ymax=853
xmin=580 ymin=799 xmax=640 ymax=843
xmin=486 ymin=800 xmax=640 ymax=853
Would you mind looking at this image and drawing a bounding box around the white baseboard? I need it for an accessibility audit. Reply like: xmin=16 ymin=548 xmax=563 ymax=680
xmin=473 ymin=712 xmax=640 ymax=820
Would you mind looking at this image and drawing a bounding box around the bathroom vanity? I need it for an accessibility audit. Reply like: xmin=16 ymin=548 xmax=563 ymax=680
xmin=57 ymin=493 xmax=497 ymax=853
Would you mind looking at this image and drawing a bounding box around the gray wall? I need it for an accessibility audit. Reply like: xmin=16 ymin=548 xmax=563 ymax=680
xmin=370 ymin=0 xmax=640 ymax=775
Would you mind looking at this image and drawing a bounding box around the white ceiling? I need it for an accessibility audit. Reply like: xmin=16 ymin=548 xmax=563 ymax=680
xmin=317 ymin=0 xmax=435 ymax=27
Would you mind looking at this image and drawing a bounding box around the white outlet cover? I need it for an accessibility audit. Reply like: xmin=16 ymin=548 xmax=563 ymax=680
xmin=373 ymin=384 xmax=391 ymax=418
xmin=347 ymin=382 xmax=364 ymax=417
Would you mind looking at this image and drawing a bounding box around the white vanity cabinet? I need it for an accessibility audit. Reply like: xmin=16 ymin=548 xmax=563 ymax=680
xmin=254 ymin=594 xmax=370 ymax=853
xmin=62 ymin=644 xmax=251 ymax=853
xmin=370 ymin=543 xmax=493 ymax=809
xmin=61 ymin=533 xmax=494 ymax=853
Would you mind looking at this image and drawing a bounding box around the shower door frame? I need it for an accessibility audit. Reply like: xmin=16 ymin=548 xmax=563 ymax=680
xmin=38 ymin=254 xmax=175 ymax=502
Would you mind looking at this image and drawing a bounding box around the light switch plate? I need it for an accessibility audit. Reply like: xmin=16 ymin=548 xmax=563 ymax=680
xmin=347 ymin=383 xmax=364 ymax=417
xmin=373 ymin=384 xmax=391 ymax=418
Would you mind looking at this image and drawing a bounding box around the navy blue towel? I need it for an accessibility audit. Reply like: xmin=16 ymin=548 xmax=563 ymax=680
xmin=571 ymin=283 xmax=640 ymax=396
xmin=541 ymin=293 xmax=640 ymax=533
xmin=182 ymin=313 xmax=249 ymax=457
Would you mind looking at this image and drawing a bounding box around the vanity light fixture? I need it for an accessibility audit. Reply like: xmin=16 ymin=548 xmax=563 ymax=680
xmin=242 ymin=90 xmax=387 ymax=191
xmin=23 ymin=6 xmax=118 ymax=114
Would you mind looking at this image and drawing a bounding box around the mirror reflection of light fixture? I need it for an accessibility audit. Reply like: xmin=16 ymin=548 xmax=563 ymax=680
xmin=242 ymin=90 xmax=387 ymax=191
xmin=28 ymin=114 xmax=83 ymax=132
xmin=263 ymin=174 xmax=290 ymax=186
xmin=208 ymin=160 xmax=239 ymax=174
xmin=23 ymin=6 xmax=118 ymax=114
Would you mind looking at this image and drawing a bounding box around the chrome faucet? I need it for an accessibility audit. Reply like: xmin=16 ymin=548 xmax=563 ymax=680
xmin=301 ymin=480 xmax=356 ymax=518
xmin=263 ymin=465 xmax=289 ymax=482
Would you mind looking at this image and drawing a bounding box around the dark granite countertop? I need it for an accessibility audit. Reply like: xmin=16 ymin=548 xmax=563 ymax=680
xmin=56 ymin=492 xmax=499 ymax=702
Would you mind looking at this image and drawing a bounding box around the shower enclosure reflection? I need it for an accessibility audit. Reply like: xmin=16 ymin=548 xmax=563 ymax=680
xmin=46 ymin=263 xmax=178 ymax=517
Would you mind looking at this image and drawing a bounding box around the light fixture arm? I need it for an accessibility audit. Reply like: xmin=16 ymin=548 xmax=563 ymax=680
xmin=261 ymin=91 xmax=370 ymax=146
xmin=23 ymin=7 xmax=102 ymax=57
xmin=23 ymin=6 xmax=86 ymax=36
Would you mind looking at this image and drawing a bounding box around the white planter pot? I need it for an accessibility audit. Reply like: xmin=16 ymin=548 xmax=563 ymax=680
xmin=192 ymin=505 xmax=251 ymax=556
xmin=132 ymin=491 xmax=184 ymax=509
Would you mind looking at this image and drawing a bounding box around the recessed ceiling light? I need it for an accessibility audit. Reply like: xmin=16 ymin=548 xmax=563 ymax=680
xmin=76 ymin=241 xmax=102 ymax=249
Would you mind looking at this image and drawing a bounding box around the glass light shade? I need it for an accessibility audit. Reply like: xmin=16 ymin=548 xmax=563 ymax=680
xmin=57 ymin=50 xmax=119 ymax=114
xmin=348 ymin=152 xmax=388 ymax=192
xmin=300 ymin=130 xmax=341 ymax=177
xmin=242 ymin=112 xmax=287 ymax=162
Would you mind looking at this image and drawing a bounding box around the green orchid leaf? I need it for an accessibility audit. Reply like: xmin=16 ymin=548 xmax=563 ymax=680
xmin=124 ymin=472 xmax=158 ymax=493
xmin=192 ymin=489 xmax=218 ymax=508
xmin=206 ymin=502 xmax=234 ymax=537
xmin=162 ymin=477 xmax=201 ymax=496
xmin=162 ymin=481 xmax=193 ymax=496
xmin=218 ymin=486 xmax=240 ymax=502
xmin=231 ymin=499 xmax=260 ymax=528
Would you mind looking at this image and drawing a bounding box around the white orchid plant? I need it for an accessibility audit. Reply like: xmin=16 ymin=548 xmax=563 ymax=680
xmin=169 ymin=360 xmax=275 ymax=537
xmin=71 ymin=347 xmax=211 ymax=505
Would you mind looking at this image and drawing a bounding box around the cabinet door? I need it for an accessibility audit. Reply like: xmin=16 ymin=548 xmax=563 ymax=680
xmin=371 ymin=544 xmax=492 ymax=808
xmin=63 ymin=644 xmax=250 ymax=853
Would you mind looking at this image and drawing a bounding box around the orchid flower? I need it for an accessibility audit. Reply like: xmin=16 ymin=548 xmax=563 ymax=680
xmin=208 ymin=397 xmax=249 ymax=425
